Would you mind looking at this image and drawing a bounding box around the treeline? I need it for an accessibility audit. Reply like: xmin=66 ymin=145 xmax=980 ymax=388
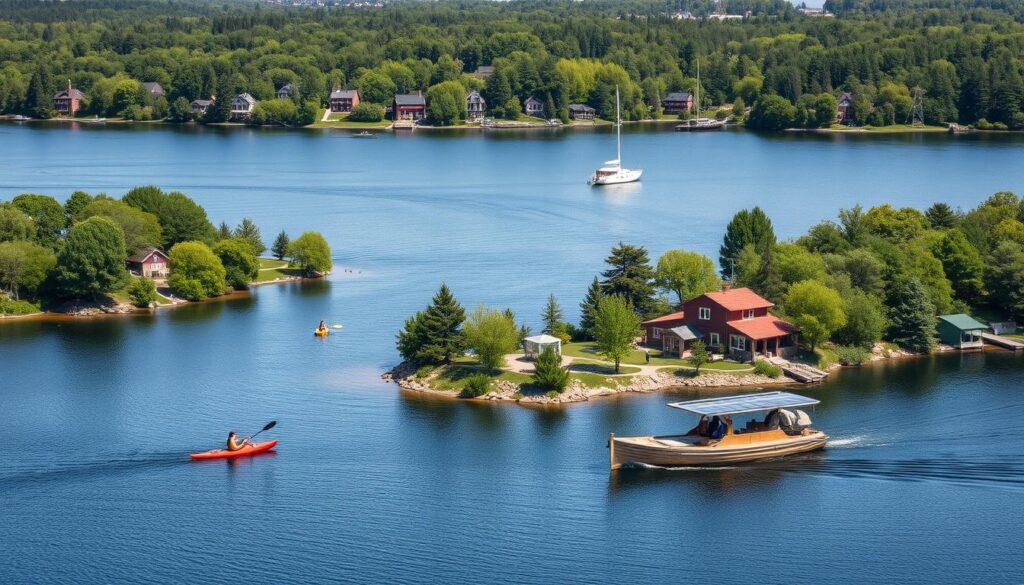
xmin=0 ymin=186 xmax=332 ymax=314
xmin=2 ymin=0 xmax=1024 ymax=127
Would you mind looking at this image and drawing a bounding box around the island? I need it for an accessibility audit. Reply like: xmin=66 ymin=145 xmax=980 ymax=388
xmin=386 ymin=191 xmax=1024 ymax=404
xmin=0 ymin=186 xmax=332 ymax=319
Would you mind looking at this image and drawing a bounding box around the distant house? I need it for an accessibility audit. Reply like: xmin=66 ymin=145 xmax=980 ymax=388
xmin=393 ymin=93 xmax=426 ymax=121
xmin=127 ymin=248 xmax=170 ymax=278
xmin=836 ymin=92 xmax=854 ymax=125
xmin=466 ymin=91 xmax=486 ymax=121
xmin=663 ymin=92 xmax=694 ymax=115
xmin=937 ymin=314 xmax=987 ymax=350
xmin=190 ymin=98 xmax=214 ymax=116
xmin=231 ymin=93 xmax=257 ymax=119
xmin=568 ymin=104 xmax=596 ymax=120
xmin=644 ymin=285 xmax=798 ymax=362
xmin=472 ymin=65 xmax=495 ymax=79
xmin=329 ymin=89 xmax=360 ymax=113
xmin=53 ymin=80 xmax=84 ymax=116
xmin=141 ymin=82 xmax=165 ymax=99
xmin=523 ymin=97 xmax=544 ymax=118
xmin=276 ymin=83 xmax=297 ymax=100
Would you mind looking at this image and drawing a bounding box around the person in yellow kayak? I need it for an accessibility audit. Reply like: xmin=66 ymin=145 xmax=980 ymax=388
xmin=317 ymin=320 xmax=329 ymax=335
xmin=226 ymin=431 xmax=251 ymax=452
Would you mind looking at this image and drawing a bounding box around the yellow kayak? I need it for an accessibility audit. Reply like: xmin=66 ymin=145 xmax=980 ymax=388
xmin=314 ymin=329 xmax=329 ymax=337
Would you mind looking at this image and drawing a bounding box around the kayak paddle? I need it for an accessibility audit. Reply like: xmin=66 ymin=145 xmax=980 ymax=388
xmin=247 ymin=420 xmax=277 ymax=441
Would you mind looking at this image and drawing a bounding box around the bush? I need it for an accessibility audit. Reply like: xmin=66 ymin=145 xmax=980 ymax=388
xmin=533 ymin=346 xmax=569 ymax=392
xmin=167 ymin=241 xmax=226 ymax=301
xmin=753 ymin=360 xmax=782 ymax=378
xmin=348 ymin=103 xmax=385 ymax=122
xmin=836 ymin=345 xmax=871 ymax=365
xmin=976 ymin=118 xmax=991 ymax=130
xmin=0 ymin=297 xmax=41 ymax=316
xmin=415 ymin=365 xmax=435 ymax=379
xmin=461 ymin=373 xmax=491 ymax=397
xmin=126 ymin=277 xmax=157 ymax=307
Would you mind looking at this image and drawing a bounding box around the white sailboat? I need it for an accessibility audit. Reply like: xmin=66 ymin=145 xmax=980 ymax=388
xmin=676 ymin=59 xmax=725 ymax=131
xmin=589 ymin=86 xmax=642 ymax=185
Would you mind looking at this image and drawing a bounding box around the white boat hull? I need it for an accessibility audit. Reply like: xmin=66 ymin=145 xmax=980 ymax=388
xmin=591 ymin=168 xmax=642 ymax=185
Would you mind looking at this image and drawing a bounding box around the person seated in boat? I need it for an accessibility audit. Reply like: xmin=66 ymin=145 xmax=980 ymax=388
xmin=317 ymin=320 xmax=328 ymax=334
xmin=226 ymin=431 xmax=251 ymax=452
xmin=706 ymin=415 xmax=728 ymax=440
xmin=686 ymin=416 xmax=709 ymax=437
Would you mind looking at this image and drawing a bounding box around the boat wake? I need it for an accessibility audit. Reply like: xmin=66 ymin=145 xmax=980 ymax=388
xmin=827 ymin=435 xmax=894 ymax=449
xmin=0 ymin=451 xmax=186 ymax=486
xmin=800 ymin=456 xmax=1024 ymax=491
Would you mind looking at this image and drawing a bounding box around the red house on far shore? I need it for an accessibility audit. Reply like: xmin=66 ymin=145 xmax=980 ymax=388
xmin=393 ymin=93 xmax=426 ymax=121
xmin=127 ymin=247 xmax=169 ymax=278
xmin=641 ymin=285 xmax=798 ymax=362
xmin=53 ymin=80 xmax=84 ymax=116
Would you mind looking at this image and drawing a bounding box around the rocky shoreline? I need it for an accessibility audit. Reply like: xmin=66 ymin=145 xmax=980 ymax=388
xmin=383 ymin=361 xmax=794 ymax=405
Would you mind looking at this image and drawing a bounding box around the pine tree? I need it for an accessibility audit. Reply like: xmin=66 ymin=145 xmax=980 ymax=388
xmin=719 ymin=207 xmax=776 ymax=278
xmin=272 ymin=230 xmax=290 ymax=260
xmin=886 ymin=277 xmax=936 ymax=353
xmin=533 ymin=345 xmax=569 ymax=392
xmin=233 ymin=218 xmax=265 ymax=256
xmin=541 ymin=293 xmax=563 ymax=334
xmin=600 ymin=242 xmax=656 ymax=316
xmin=25 ymin=62 xmax=53 ymax=118
xmin=207 ymin=76 xmax=234 ymax=123
xmin=925 ymin=203 xmax=957 ymax=229
xmin=579 ymin=277 xmax=603 ymax=339
xmin=217 ymin=221 xmax=232 ymax=240
xmin=417 ymin=283 xmax=466 ymax=364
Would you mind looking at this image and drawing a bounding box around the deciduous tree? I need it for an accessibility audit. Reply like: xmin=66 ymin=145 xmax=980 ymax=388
xmin=463 ymin=305 xmax=519 ymax=373
xmin=592 ymin=294 xmax=641 ymax=373
xmin=654 ymin=250 xmax=719 ymax=306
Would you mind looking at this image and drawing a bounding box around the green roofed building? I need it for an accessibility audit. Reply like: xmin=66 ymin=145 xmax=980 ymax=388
xmin=936 ymin=314 xmax=988 ymax=349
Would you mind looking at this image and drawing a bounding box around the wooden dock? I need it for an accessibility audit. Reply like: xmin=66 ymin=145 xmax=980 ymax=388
xmin=768 ymin=357 xmax=828 ymax=383
xmin=981 ymin=332 xmax=1024 ymax=351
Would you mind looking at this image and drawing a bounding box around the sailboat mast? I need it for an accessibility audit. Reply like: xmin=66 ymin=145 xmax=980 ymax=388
xmin=615 ymin=85 xmax=621 ymax=164
xmin=696 ymin=59 xmax=700 ymax=119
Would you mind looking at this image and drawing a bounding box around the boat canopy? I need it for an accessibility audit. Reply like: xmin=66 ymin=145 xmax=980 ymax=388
xmin=667 ymin=391 xmax=819 ymax=416
xmin=603 ymin=159 xmax=620 ymax=166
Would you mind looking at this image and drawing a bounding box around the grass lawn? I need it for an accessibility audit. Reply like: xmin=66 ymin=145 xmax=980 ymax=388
xmin=563 ymin=342 xmax=690 ymax=366
xmin=826 ymin=123 xmax=947 ymax=133
xmin=569 ymin=358 xmax=641 ymax=375
xmin=256 ymin=257 xmax=303 ymax=282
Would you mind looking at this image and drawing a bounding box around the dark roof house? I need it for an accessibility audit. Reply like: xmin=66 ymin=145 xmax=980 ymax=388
xmin=276 ymin=83 xmax=297 ymax=99
xmin=141 ymin=82 xmax=165 ymax=97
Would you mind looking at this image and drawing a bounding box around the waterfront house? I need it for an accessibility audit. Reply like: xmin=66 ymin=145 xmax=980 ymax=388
xmin=127 ymin=248 xmax=170 ymax=278
xmin=645 ymin=285 xmax=797 ymax=361
xmin=568 ymin=104 xmax=596 ymax=120
xmin=53 ymin=81 xmax=84 ymax=116
xmin=276 ymin=83 xmax=297 ymax=100
xmin=836 ymin=92 xmax=853 ymax=124
xmin=523 ymin=97 xmax=544 ymax=118
xmin=472 ymin=65 xmax=494 ymax=79
xmin=141 ymin=82 xmax=165 ymax=99
xmin=190 ymin=98 xmax=214 ymax=116
xmin=329 ymin=89 xmax=360 ymax=113
xmin=937 ymin=314 xmax=987 ymax=349
xmin=663 ymin=92 xmax=694 ymax=115
xmin=230 ymin=93 xmax=257 ymax=120
xmin=466 ymin=91 xmax=486 ymax=121
xmin=393 ymin=93 xmax=426 ymax=120
xmin=523 ymin=334 xmax=562 ymax=359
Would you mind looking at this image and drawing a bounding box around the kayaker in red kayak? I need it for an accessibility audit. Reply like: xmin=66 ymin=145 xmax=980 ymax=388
xmin=226 ymin=431 xmax=251 ymax=452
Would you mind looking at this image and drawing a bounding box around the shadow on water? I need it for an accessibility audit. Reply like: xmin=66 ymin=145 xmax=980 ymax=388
xmin=0 ymin=451 xmax=187 ymax=486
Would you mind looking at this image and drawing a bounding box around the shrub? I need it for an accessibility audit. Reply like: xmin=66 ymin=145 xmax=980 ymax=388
xmin=415 ymin=365 xmax=435 ymax=379
xmin=0 ymin=297 xmax=41 ymax=316
xmin=167 ymin=241 xmax=226 ymax=301
xmin=753 ymin=360 xmax=782 ymax=378
xmin=348 ymin=103 xmax=385 ymax=122
xmin=126 ymin=277 xmax=157 ymax=307
xmin=836 ymin=345 xmax=871 ymax=365
xmin=533 ymin=346 xmax=569 ymax=392
xmin=461 ymin=373 xmax=491 ymax=397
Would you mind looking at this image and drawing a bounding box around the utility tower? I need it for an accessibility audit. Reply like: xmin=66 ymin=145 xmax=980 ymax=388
xmin=908 ymin=86 xmax=925 ymax=127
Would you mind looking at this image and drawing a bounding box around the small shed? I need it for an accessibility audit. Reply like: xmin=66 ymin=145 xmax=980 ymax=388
xmin=937 ymin=314 xmax=988 ymax=349
xmin=523 ymin=334 xmax=562 ymax=359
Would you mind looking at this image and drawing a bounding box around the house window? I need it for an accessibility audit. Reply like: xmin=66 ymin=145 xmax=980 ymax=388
xmin=729 ymin=334 xmax=746 ymax=351
xmin=653 ymin=327 xmax=662 ymax=340
xmin=698 ymin=307 xmax=711 ymax=320
xmin=709 ymin=332 xmax=719 ymax=347
xmin=743 ymin=309 xmax=755 ymax=320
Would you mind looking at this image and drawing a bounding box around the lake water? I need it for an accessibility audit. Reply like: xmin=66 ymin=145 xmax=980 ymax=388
xmin=1 ymin=123 xmax=1023 ymax=583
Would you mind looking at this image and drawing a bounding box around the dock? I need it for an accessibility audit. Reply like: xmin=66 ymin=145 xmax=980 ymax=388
xmin=768 ymin=357 xmax=828 ymax=383
xmin=981 ymin=332 xmax=1024 ymax=351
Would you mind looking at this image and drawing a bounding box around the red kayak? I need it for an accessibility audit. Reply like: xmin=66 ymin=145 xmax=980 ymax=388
xmin=190 ymin=439 xmax=278 ymax=460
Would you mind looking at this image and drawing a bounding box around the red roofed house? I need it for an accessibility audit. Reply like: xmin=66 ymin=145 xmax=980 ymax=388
xmin=54 ymin=80 xmax=84 ymax=116
xmin=642 ymin=285 xmax=798 ymax=362
xmin=127 ymin=247 xmax=169 ymax=278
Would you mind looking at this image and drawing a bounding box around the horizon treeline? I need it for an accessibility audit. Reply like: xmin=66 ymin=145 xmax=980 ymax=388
xmin=1 ymin=0 xmax=1024 ymax=128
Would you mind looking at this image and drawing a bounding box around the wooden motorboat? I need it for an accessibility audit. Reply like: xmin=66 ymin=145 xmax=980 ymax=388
xmin=609 ymin=391 xmax=827 ymax=469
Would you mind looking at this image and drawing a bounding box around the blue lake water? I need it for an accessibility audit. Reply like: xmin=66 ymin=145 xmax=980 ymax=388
xmin=1 ymin=123 xmax=1023 ymax=583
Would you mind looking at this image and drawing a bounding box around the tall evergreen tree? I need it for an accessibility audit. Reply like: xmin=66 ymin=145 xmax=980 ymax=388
xmin=925 ymin=202 xmax=957 ymax=229
xmin=272 ymin=230 xmax=290 ymax=260
xmin=234 ymin=218 xmax=265 ymax=256
xmin=579 ymin=276 xmax=603 ymax=339
xmin=719 ymin=207 xmax=776 ymax=278
xmin=600 ymin=242 xmax=657 ymax=316
xmin=207 ymin=76 xmax=234 ymax=123
xmin=541 ymin=293 xmax=563 ymax=334
xmin=217 ymin=221 xmax=232 ymax=240
xmin=416 ymin=283 xmax=466 ymax=364
xmin=24 ymin=62 xmax=53 ymax=118
xmin=886 ymin=277 xmax=936 ymax=353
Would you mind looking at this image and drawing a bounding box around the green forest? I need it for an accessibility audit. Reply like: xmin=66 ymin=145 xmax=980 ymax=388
xmin=2 ymin=0 xmax=1024 ymax=128
xmin=0 ymin=187 xmax=332 ymax=315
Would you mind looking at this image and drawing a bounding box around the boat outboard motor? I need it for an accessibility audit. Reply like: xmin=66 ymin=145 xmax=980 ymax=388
xmin=777 ymin=409 xmax=799 ymax=433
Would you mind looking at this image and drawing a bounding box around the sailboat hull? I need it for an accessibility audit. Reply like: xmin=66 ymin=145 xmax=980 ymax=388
xmin=591 ymin=168 xmax=643 ymax=185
